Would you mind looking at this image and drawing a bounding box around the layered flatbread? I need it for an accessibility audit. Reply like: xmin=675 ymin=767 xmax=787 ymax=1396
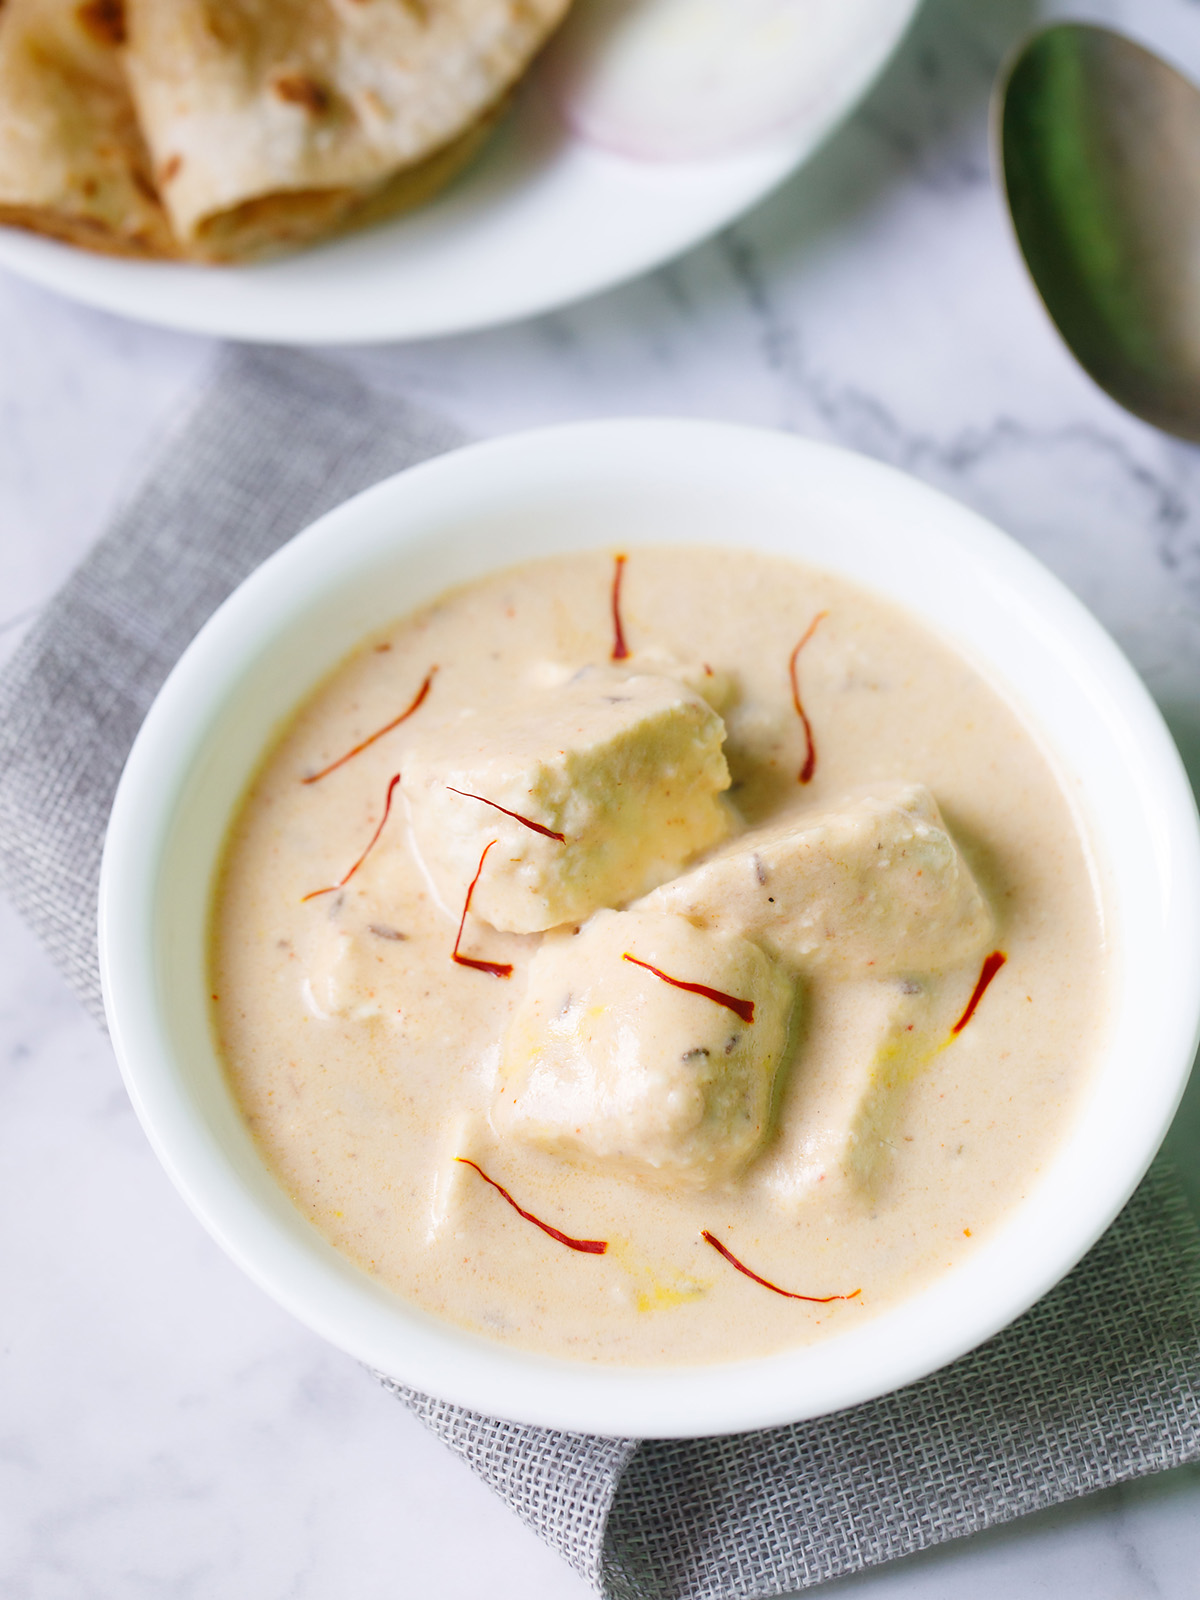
xmin=0 ymin=0 xmax=174 ymax=256
xmin=0 ymin=0 xmax=571 ymax=262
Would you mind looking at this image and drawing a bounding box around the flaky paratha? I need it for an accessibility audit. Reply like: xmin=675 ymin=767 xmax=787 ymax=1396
xmin=0 ymin=0 xmax=571 ymax=262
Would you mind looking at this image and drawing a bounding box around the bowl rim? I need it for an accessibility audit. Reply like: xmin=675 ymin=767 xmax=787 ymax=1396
xmin=99 ymin=417 xmax=1200 ymax=1437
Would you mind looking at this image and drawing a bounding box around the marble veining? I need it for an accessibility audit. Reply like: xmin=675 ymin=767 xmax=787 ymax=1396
xmin=3 ymin=0 xmax=1200 ymax=1594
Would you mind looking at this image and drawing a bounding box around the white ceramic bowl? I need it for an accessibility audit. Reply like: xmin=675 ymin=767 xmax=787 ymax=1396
xmin=99 ymin=420 xmax=1200 ymax=1438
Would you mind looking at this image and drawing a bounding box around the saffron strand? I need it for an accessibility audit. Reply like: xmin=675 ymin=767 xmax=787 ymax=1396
xmin=302 ymin=667 xmax=436 ymax=784
xmin=610 ymin=552 xmax=630 ymax=661
xmin=701 ymin=1231 xmax=860 ymax=1303
xmin=622 ymin=952 xmax=755 ymax=1025
xmin=951 ymin=950 xmax=1007 ymax=1036
xmin=446 ymin=787 xmax=566 ymax=842
xmin=788 ymin=611 xmax=827 ymax=785
xmin=301 ymin=772 xmax=401 ymax=902
xmin=456 ymin=1157 xmax=607 ymax=1254
xmin=451 ymin=839 xmax=513 ymax=978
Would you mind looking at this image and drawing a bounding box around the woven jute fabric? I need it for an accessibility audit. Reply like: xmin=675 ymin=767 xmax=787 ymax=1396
xmin=2 ymin=347 xmax=1198 ymax=1598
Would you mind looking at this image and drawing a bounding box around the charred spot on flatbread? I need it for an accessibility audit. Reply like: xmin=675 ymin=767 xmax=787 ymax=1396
xmin=76 ymin=0 xmax=123 ymax=48
xmin=271 ymin=72 xmax=332 ymax=117
xmin=270 ymin=72 xmax=331 ymax=117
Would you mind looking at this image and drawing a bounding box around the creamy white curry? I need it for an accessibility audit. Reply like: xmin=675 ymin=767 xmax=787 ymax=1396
xmin=211 ymin=546 xmax=1108 ymax=1365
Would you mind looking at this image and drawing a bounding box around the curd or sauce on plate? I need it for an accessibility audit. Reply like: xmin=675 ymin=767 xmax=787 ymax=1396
xmin=210 ymin=546 xmax=1108 ymax=1365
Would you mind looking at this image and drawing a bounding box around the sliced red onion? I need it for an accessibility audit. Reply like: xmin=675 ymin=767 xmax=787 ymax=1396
xmin=546 ymin=0 xmax=915 ymax=162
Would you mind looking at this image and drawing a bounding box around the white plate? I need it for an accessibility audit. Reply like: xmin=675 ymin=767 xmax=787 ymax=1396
xmin=0 ymin=1 xmax=920 ymax=345
xmin=100 ymin=420 xmax=1200 ymax=1437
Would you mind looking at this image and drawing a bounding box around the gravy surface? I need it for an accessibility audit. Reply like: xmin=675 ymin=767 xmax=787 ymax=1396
xmin=211 ymin=547 xmax=1108 ymax=1364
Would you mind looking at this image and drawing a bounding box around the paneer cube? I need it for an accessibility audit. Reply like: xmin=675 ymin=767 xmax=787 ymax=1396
xmin=524 ymin=649 xmax=737 ymax=714
xmin=615 ymin=647 xmax=739 ymax=715
xmin=494 ymin=907 xmax=796 ymax=1189
xmin=302 ymin=922 xmax=390 ymax=1020
xmin=751 ymin=975 xmax=936 ymax=1208
xmin=403 ymin=669 xmax=731 ymax=933
xmin=641 ymin=782 xmax=993 ymax=975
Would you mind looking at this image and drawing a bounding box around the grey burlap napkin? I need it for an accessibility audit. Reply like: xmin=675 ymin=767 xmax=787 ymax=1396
xmin=2 ymin=347 xmax=1199 ymax=1599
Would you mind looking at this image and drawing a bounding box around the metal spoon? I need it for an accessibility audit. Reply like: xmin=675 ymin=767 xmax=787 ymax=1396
xmin=998 ymin=23 xmax=1200 ymax=442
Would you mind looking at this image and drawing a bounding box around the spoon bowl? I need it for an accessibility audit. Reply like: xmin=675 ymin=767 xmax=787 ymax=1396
xmin=999 ymin=23 xmax=1200 ymax=442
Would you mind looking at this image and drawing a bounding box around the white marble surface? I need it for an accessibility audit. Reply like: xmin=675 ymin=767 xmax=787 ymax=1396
xmin=3 ymin=0 xmax=1200 ymax=1595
